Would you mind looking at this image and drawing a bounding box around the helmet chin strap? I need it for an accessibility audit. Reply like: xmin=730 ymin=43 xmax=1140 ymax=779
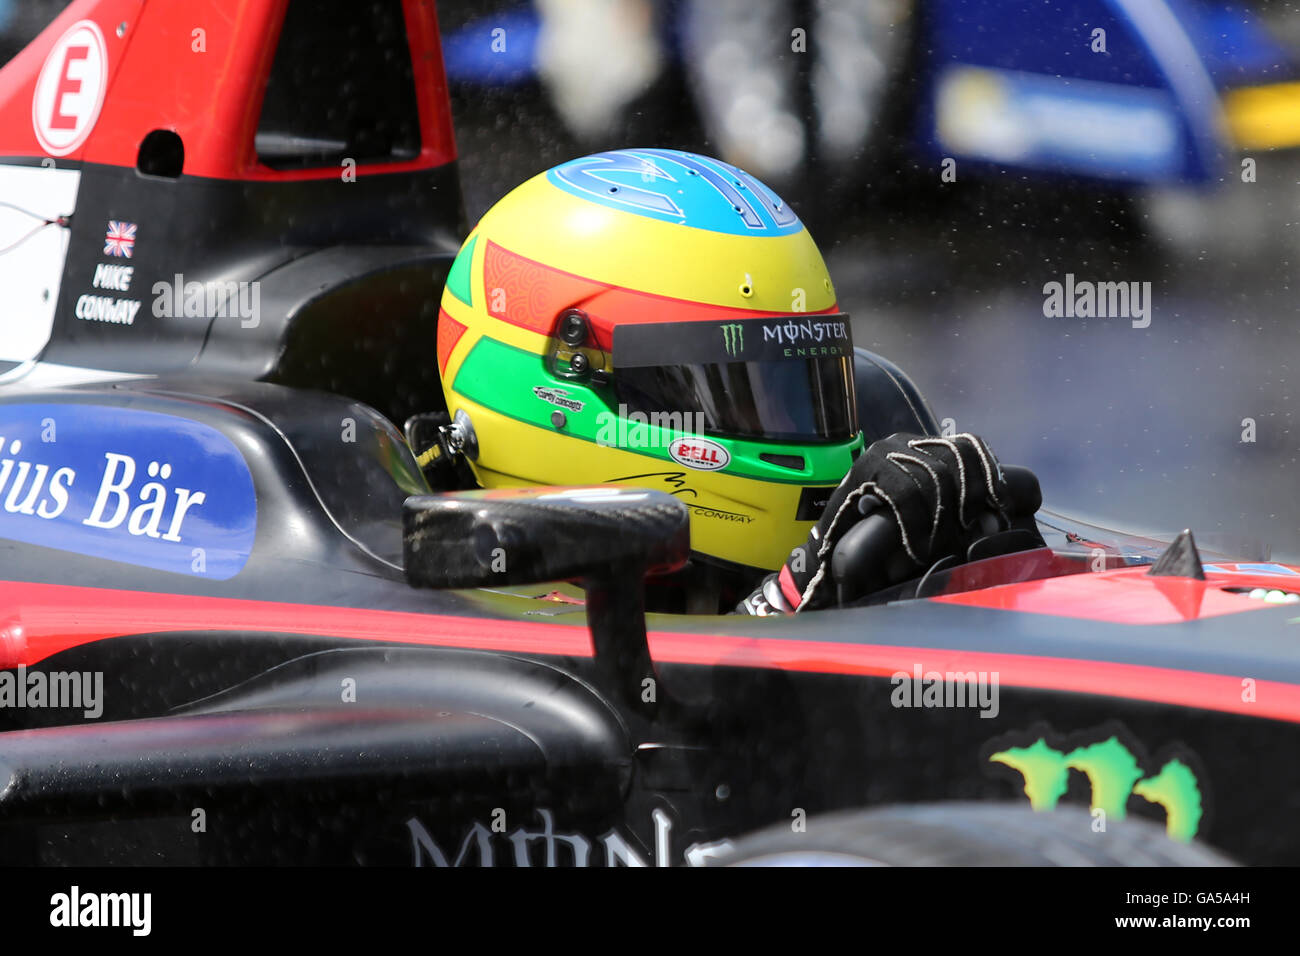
xmin=405 ymin=410 xmax=479 ymax=488
xmin=436 ymin=417 xmax=473 ymax=461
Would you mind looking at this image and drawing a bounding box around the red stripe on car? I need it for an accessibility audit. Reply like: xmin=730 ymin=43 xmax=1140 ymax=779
xmin=3 ymin=581 xmax=1299 ymax=723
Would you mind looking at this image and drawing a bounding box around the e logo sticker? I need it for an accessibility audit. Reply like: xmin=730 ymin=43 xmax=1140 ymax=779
xmin=32 ymin=19 xmax=108 ymax=157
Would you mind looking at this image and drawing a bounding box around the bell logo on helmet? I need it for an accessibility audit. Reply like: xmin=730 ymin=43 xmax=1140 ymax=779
xmin=669 ymin=436 xmax=730 ymax=471
xmin=720 ymin=323 xmax=744 ymax=357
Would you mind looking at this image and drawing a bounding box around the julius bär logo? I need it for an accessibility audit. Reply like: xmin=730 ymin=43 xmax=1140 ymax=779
xmin=32 ymin=20 xmax=108 ymax=157
xmin=720 ymin=323 xmax=744 ymax=357
xmin=0 ymin=404 xmax=257 ymax=579
xmin=669 ymin=436 xmax=730 ymax=471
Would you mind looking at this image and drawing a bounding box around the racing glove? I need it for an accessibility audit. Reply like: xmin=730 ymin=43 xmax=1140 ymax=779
xmin=738 ymin=432 xmax=1023 ymax=614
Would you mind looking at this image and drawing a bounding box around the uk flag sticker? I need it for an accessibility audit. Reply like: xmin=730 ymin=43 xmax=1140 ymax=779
xmin=104 ymin=220 xmax=136 ymax=258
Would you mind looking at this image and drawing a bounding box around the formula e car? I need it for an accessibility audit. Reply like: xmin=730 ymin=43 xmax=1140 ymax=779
xmin=0 ymin=0 xmax=1295 ymax=867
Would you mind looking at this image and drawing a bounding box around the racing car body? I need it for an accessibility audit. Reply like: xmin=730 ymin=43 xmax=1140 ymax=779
xmin=0 ymin=0 xmax=1297 ymax=867
xmin=0 ymin=0 xmax=462 ymax=424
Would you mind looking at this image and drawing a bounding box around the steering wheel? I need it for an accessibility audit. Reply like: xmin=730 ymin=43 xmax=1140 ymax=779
xmin=829 ymin=465 xmax=1044 ymax=605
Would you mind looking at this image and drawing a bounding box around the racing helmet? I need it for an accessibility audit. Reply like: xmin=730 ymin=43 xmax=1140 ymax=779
xmin=436 ymin=148 xmax=862 ymax=572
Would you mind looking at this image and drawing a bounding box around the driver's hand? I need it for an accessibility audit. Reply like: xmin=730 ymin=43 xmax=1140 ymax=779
xmin=738 ymin=432 xmax=1013 ymax=614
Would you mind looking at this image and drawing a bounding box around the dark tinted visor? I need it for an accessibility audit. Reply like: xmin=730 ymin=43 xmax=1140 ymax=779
xmin=612 ymin=314 xmax=859 ymax=443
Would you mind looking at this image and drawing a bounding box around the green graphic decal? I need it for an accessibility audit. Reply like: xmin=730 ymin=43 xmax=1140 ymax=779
xmin=720 ymin=323 xmax=744 ymax=356
xmin=445 ymin=234 xmax=477 ymax=307
xmin=989 ymin=732 xmax=1204 ymax=841
xmin=1062 ymin=738 xmax=1145 ymax=821
xmin=454 ymin=336 xmax=862 ymax=483
xmin=989 ymin=739 xmax=1070 ymax=811
xmin=1133 ymin=759 xmax=1203 ymax=843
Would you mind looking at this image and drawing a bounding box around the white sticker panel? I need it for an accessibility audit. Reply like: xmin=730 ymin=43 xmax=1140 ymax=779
xmin=0 ymin=163 xmax=80 ymax=364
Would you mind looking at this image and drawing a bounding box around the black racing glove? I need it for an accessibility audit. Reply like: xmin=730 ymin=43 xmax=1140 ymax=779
xmin=738 ymin=432 xmax=1021 ymax=614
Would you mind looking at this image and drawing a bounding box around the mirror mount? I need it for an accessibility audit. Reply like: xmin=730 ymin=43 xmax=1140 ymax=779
xmin=403 ymin=486 xmax=690 ymax=718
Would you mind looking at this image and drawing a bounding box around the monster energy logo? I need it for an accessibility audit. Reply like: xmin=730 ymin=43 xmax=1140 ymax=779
xmin=720 ymin=323 xmax=744 ymax=356
xmin=989 ymin=734 xmax=1203 ymax=841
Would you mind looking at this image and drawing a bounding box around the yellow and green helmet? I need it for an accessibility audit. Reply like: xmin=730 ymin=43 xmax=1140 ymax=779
xmin=436 ymin=148 xmax=863 ymax=572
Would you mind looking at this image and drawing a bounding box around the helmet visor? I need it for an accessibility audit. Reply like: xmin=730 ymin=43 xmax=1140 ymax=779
xmin=612 ymin=315 xmax=858 ymax=443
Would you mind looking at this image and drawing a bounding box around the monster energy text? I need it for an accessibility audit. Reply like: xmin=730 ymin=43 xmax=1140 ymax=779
xmin=762 ymin=317 xmax=849 ymax=346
